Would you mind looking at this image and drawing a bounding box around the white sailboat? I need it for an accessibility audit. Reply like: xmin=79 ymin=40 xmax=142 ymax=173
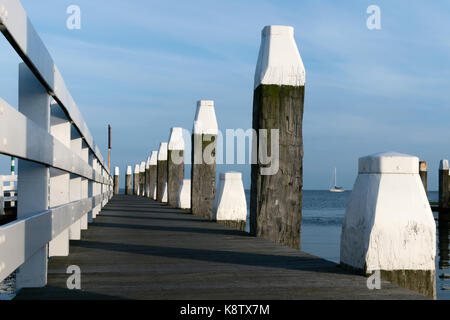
xmin=329 ymin=167 xmax=344 ymax=193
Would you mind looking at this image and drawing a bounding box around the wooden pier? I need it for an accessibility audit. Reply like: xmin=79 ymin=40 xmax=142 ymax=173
xmin=15 ymin=195 xmax=427 ymax=300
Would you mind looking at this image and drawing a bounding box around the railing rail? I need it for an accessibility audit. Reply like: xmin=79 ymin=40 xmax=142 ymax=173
xmin=0 ymin=0 xmax=113 ymax=288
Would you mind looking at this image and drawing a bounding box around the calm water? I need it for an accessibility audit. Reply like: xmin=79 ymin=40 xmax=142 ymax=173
xmin=2 ymin=190 xmax=449 ymax=299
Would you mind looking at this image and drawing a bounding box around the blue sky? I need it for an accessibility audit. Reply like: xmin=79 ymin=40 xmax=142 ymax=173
xmin=0 ymin=0 xmax=449 ymax=190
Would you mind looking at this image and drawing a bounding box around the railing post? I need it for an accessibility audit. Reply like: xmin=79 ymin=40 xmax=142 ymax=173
xmin=87 ymin=150 xmax=95 ymax=223
xmin=93 ymin=159 xmax=100 ymax=218
xmin=250 ymin=25 xmax=305 ymax=249
xmin=114 ymin=167 xmax=120 ymax=195
xmin=125 ymin=166 xmax=132 ymax=195
xmin=80 ymin=141 xmax=89 ymax=230
xmin=157 ymin=143 xmax=168 ymax=202
xmin=48 ymin=102 xmax=71 ymax=257
xmin=439 ymin=159 xmax=449 ymax=210
xmin=16 ymin=63 xmax=50 ymax=289
xmin=69 ymin=127 xmax=82 ymax=240
xmin=191 ymin=100 xmax=218 ymax=219
xmin=149 ymin=151 xmax=158 ymax=199
xmin=168 ymin=127 xmax=185 ymax=207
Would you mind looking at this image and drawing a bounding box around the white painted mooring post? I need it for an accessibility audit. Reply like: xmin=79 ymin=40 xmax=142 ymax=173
xmin=250 ymin=25 xmax=305 ymax=249
xmin=340 ymin=152 xmax=436 ymax=298
xmin=168 ymin=127 xmax=185 ymax=207
xmin=125 ymin=165 xmax=132 ymax=195
xmin=149 ymin=151 xmax=158 ymax=199
xmin=133 ymin=164 xmax=140 ymax=196
xmin=439 ymin=160 xmax=449 ymax=210
xmin=213 ymin=172 xmax=247 ymax=231
xmin=69 ymin=127 xmax=82 ymax=241
xmin=114 ymin=167 xmax=120 ymax=195
xmin=177 ymin=179 xmax=191 ymax=209
xmin=191 ymin=100 xmax=218 ymax=219
xmin=139 ymin=161 xmax=146 ymax=196
xmin=157 ymin=143 xmax=168 ymax=202
xmin=15 ymin=63 xmax=50 ymax=289
xmin=48 ymin=101 xmax=71 ymax=257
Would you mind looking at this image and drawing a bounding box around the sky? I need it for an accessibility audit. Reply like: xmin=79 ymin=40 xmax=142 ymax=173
xmin=0 ymin=0 xmax=449 ymax=190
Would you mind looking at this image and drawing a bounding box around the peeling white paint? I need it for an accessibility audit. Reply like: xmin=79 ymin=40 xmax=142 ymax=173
xmin=340 ymin=152 xmax=436 ymax=272
xmin=254 ymin=25 xmax=305 ymax=89
xmin=177 ymin=179 xmax=191 ymax=209
xmin=213 ymin=172 xmax=247 ymax=222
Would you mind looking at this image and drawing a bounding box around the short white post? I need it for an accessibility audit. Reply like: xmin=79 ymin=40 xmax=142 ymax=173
xmin=340 ymin=152 xmax=436 ymax=298
xmin=69 ymin=127 xmax=82 ymax=240
xmin=177 ymin=179 xmax=191 ymax=210
xmin=16 ymin=63 xmax=50 ymax=289
xmin=48 ymin=101 xmax=70 ymax=257
xmin=213 ymin=172 xmax=247 ymax=231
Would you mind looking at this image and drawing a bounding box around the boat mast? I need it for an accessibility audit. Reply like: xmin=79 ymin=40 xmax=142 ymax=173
xmin=334 ymin=167 xmax=337 ymax=187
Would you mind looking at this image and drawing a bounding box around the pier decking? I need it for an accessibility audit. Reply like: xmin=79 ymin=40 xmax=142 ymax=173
xmin=15 ymin=195 xmax=427 ymax=300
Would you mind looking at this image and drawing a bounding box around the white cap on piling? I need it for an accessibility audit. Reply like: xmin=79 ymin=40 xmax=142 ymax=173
xmin=168 ymin=127 xmax=185 ymax=151
xmin=114 ymin=167 xmax=119 ymax=176
xmin=146 ymin=156 xmax=151 ymax=169
xmin=193 ymin=100 xmax=218 ymax=135
xmin=254 ymin=25 xmax=305 ymax=89
xmin=177 ymin=179 xmax=191 ymax=209
xmin=158 ymin=143 xmax=168 ymax=161
xmin=213 ymin=171 xmax=247 ymax=222
xmin=150 ymin=151 xmax=158 ymax=165
xmin=140 ymin=161 xmax=146 ymax=173
xmin=126 ymin=166 xmax=132 ymax=175
xmin=358 ymin=152 xmax=419 ymax=174
xmin=134 ymin=164 xmax=140 ymax=174
xmin=440 ymin=159 xmax=449 ymax=170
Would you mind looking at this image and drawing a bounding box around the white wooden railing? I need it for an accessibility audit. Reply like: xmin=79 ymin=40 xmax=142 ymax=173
xmin=0 ymin=0 xmax=113 ymax=290
xmin=0 ymin=175 xmax=17 ymax=213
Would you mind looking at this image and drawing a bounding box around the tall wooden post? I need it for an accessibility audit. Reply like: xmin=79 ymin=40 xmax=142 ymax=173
xmin=125 ymin=166 xmax=132 ymax=195
xmin=168 ymin=127 xmax=185 ymax=207
xmin=149 ymin=151 xmax=158 ymax=199
xmin=419 ymin=161 xmax=427 ymax=195
xmin=250 ymin=25 xmax=305 ymax=250
xmin=133 ymin=164 xmax=140 ymax=195
xmin=191 ymin=100 xmax=218 ymax=219
xmin=157 ymin=143 xmax=168 ymax=202
xmin=114 ymin=167 xmax=120 ymax=194
xmin=439 ymin=159 xmax=449 ymax=209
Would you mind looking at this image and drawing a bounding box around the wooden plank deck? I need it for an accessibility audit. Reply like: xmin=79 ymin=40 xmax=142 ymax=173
xmin=15 ymin=195 xmax=427 ymax=300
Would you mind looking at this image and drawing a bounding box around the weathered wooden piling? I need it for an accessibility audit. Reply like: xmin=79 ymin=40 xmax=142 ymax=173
xmin=191 ymin=100 xmax=218 ymax=219
xmin=177 ymin=179 xmax=191 ymax=209
xmin=157 ymin=143 xmax=168 ymax=202
xmin=250 ymin=25 xmax=305 ymax=249
xmin=168 ymin=127 xmax=185 ymax=207
xmin=341 ymin=152 xmax=436 ymax=298
xmin=149 ymin=151 xmax=158 ymax=199
xmin=114 ymin=167 xmax=119 ymax=195
xmin=419 ymin=161 xmax=427 ymax=195
xmin=439 ymin=159 xmax=449 ymax=210
xmin=214 ymin=172 xmax=247 ymax=231
xmin=133 ymin=164 xmax=140 ymax=195
xmin=125 ymin=166 xmax=132 ymax=195
xmin=139 ymin=161 xmax=146 ymax=196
